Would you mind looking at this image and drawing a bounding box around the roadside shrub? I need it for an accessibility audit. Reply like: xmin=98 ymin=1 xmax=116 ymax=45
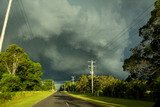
xmin=153 ymin=77 xmax=160 ymax=107
xmin=0 ymin=92 xmax=15 ymax=100
xmin=0 ymin=74 xmax=22 ymax=92
xmin=126 ymin=79 xmax=147 ymax=99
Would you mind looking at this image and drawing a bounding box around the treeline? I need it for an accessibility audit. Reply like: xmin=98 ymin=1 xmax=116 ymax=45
xmin=0 ymin=44 xmax=55 ymax=100
xmin=60 ymin=75 xmax=160 ymax=101
xmin=123 ymin=0 xmax=160 ymax=106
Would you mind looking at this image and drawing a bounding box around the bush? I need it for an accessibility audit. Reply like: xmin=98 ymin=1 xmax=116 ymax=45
xmin=153 ymin=77 xmax=160 ymax=106
xmin=0 ymin=92 xmax=15 ymax=100
xmin=0 ymin=74 xmax=22 ymax=92
xmin=126 ymin=79 xmax=147 ymax=99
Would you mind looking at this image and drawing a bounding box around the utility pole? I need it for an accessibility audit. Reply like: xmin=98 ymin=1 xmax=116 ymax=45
xmin=52 ymin=80 xmax=54 ymax=91
xmin=0 ymin=0 xmax=13 ymax=52
xmin=71 ymin=76 xmax=75 ymax=92
xmin=71 ymin=76 xmax=75 ymax=84
xmin=88 ymin=60 xmax=95 ymax=94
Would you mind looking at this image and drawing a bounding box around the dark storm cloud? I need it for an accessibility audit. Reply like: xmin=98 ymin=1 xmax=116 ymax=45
xmin=119 ymin=0 xmax=154 ymax=58
xmin=0 ymin=0 xmax=154 ymax=80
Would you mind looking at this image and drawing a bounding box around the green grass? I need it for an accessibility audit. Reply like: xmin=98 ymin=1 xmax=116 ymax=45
xmin=0 ymin=91 xmax=54 ymax=107
xmin=66 ymin=92 xmax=155 ymax=107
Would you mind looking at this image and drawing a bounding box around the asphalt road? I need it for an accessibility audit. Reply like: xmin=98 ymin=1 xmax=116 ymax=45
xmin=33 ymin=92 xmax=102 ymax=107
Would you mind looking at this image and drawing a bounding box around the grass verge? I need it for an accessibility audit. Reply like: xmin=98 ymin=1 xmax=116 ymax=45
xmin=0 ymin=91 xmax=54 ymax=107
xmin=66 ymin=92 xmax=155 ymax=107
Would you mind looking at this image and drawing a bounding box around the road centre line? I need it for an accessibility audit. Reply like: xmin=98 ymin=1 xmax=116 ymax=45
xmin=66 ymin=102 xmax=70 ymax=107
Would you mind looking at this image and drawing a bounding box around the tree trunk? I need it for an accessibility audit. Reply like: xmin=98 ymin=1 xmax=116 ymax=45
xmin=4 ymin=61 xmax=11 ymax=74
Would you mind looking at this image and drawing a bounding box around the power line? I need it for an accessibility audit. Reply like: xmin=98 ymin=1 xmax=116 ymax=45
xmin=89 ymin=9 xmax=152 ymax=62
xmin=7 ymin=1 xmax=19 ymax=34
xmin=104 ymin=3 xmax=154 ymax=50
xmin=109 ymin=13 xmax=151 ymax=52
xmin=106 ymin=19 xmax=149 ymax=59
xmin=17 ymin=0 xmax=33 ymax=37
xmin=95 ymin=11 xmax=151 ymax=60
xmin=98 ymin=3 xmax=154 ymax=60
xmin=9 ymin=0 xmax=27 ymax=38
xmin=101 ymin=12 xmax=152 ymax=62
xmin=20 ymin=0 xmax=34 ymax=37
xmin=16 ymin=0 xmax=30 ymax=35
xmin=0 ymin=0 xmax=154 ymax=55
xmin=87 ymin=4 xmax=153 ymax=72
xmin=16 ymin=0 xmax=31 ymax=39
xmin=0 ymin=0 xmax=8 ymax=30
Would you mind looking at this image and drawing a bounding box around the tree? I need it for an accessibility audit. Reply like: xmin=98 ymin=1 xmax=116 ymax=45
xmin=153 ymin=77 xmax=160 ymax=106
xmin=123 ymin=0 xmax=160 ymax=80
xmin=0 ymin=44 xmax=30 ymax=75
xmin=112 ymin=81 xmax=128 ymax=98
xmin=73 ymin=75 xmax=119 ymax=94
xmin=0 ymin=53 xmax=7 ymax=79
xmin=76 ymin=75 xmax=90 ymax=93
xmin=126 ymin=79 xmax=147 ymax=99
xmin=94 ymin=76 xmax=118 ymax=94
xmin=0 ymin=74 xmax=22 ymax=92
xmin=41 ymin=79 xmax=55 ymax=91
xmin=16 ymin=61 xmax=43 ymax=91
xmin=0 ymin=44 xmax=43 ymax=91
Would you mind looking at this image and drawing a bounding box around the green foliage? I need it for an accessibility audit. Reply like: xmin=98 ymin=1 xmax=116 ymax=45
xmin=0 ymin=44 xmax=55 ymax=102
xmin=153 ymin=77 xmax=160 ymax=99
xmin=123 ymin=1 xmax=160 ymax=103
xmin=0 ymin=92 xmax=15 ymax=101
xmin=68 ymin=93 xmax=154 ymax=107
xmin=126 ymin=79 xmax=147 ymax=99
xmin=75 ymin=75 xmax=118 ymax=93
xmin=0 ymin=44 xmax=44 ymax=92
xmin=60 ymin=81 xmax=76 ymax=92
xmin=66 ymin=75 xmax=149 ymax=99
xmin=152 ymin=77 xmax=160 ymax=107
xmin=103 ymin=79 xmax=147 ymax=99
xmin=76 ymin=75 xmax=90 ymax=93
xmin=0 ymin=44 xmax=30 ymax=75
xmin=0 ymin=91 xmax=53 ymax=106
xmin=16 ymin=61 xmax=43 ymax=91
xmin=0 ymin=53 xmax=7 ymax=79
xmin=123 ymin=0 xmax=160 ymax=80
xmin=62 ymin=75 xmax=119 ymax=94
xmin=109 ymin=81 xmax=128 ymax=97
xmin=92 ymin=76 xmax=119 ymax=96
xmin=0 ymin=74 xmax=22 ymax=92
xmin=41 ymin=79 xmax=55 ymax=91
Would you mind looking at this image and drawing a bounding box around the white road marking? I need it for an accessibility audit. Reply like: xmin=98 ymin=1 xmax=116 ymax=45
xmin=66 ymin=102 xmax=70 ymax=107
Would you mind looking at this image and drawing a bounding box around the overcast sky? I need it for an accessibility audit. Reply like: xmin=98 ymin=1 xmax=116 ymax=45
xmin=0 ymin=0 xmax=154 ymax=81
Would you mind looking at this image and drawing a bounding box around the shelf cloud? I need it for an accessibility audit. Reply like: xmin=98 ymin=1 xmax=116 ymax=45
xmin=1 ymin=0 xmax=153 ymax=80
